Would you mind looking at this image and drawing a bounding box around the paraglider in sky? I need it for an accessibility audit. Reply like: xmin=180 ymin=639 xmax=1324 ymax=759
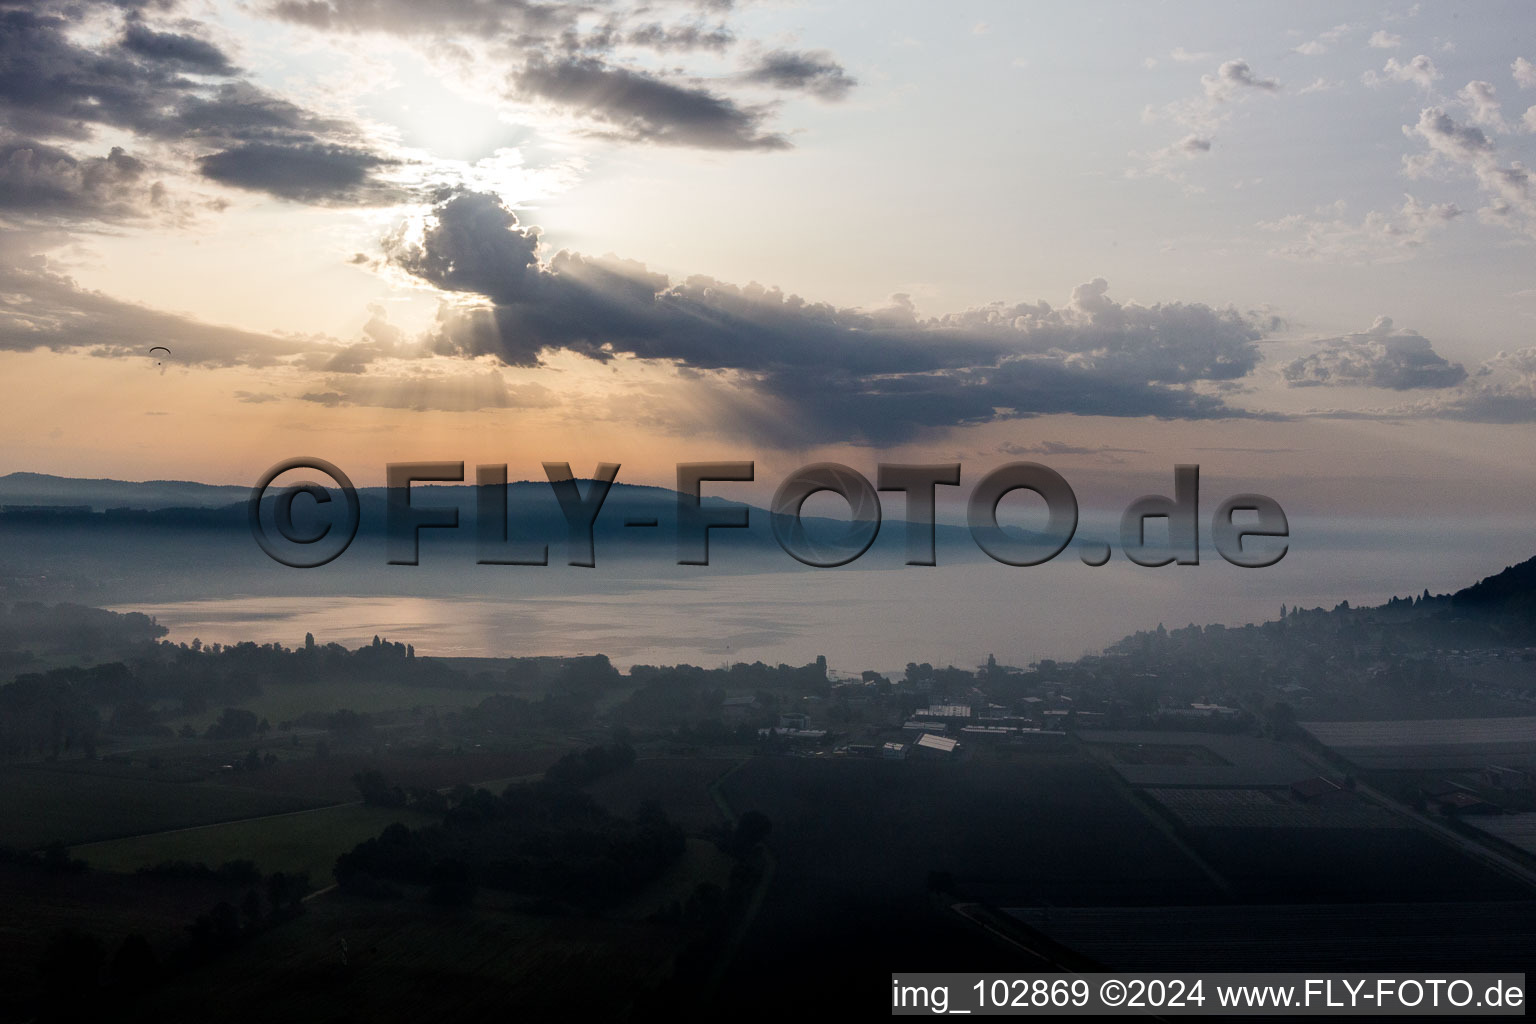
xmin=149 ymin=346 xmax=171 ymax=374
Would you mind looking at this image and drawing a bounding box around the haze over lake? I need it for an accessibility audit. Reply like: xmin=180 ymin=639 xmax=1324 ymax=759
xmin=109 ymin=523 xmax=1534 ymax=672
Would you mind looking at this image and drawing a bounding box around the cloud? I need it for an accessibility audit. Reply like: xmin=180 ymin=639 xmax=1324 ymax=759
xmin=1514 ymin=57 xmax=1536 ymax=89
xmin=1169 ymin=47 xmax=1210 ymax=63
xmin=1259 ymin=194 xmax=1461 ymax=262
xmin=0 ymin=254 xmax=310 ymax=367
xmin=1458 ymin=80 xmax=1510 ymax=133
xmin=1363 ymin=54 xmax=1440 ymax=90
xmin=1281 ymin=317 xmax=1467 ymax=390
xmin=512 ymin=57 xmax=787 ymax=150
xmin=1370 ymin=347 xmax=1536 ymax=423
xmin=1294 ymin=24 xmax=1354 ymax=56
xmin=1368 ymin=30 xmax=1403 ymax=50
xmin=0 ymin=137 xmax=157 ymax=222
xmin=741 ymin=50 xmax=856 ymax=101
xmin=0 ymin=2 xmax=402 ymax=209
xmin=1203 ymin=60 xmax=1279 ymax=99
xmin=197 ymin=142 xmax=404 ymax=204
xmin=120 ymin=16 xmax=237 ymax=75
xmin=1403 ymin=107 xmax=1536 ymax=235
xmin=997 ymin=440 xmax=1149 ymax=463
xmin=383 ymin=190 xmax=1272 ymax=444
xmin=1135 ymin=58 xmax=1280 ymax=181
xmin=0 ymin=245 xmax=420 ymax=375
xmin=260 ymin=0 xmax=853 ymax=152
xmin=298 ymin=368 xmax=556 ymax=412
xmin=623 ymin=22 xmax=735 ymax=54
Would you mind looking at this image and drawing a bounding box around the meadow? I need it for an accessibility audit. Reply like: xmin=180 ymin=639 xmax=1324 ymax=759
xmin=0 ymin=764 xmax=319 ymax=849
xmin=74 ymin=803 xmax=439 ymax=886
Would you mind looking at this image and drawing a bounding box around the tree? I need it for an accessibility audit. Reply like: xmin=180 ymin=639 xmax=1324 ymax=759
xmin=728 ymin=810 xmax=772 ymax=857
xmin=109 ymin=933 xmax=159 ymax=995
xmin=1264 ymin=701 xmax=1297 ymax=739
xmin=38 ymin=928 xmax=104 ymax=1006
xmin=241 ymin=887 xmax=263 ymax=926
xmin=206 ymin=707 xmax=259 ymax=741
xmin=353 ymin=769 xmax=406 ymax=807
xmin=428 ymin=858 xmax=477 ymax=907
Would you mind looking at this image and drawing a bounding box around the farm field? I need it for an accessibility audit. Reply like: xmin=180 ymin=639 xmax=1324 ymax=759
xmin=1188 ymin=825 xmax=1535 ymax=903
xmin=1301 ymin=717 xmax=1536 ymax=772
xmin=1082 ymin=730 xmax=1316 ymax=788
xmin=0 ymin=865 xmax=248 ymax=1022
xmin=75 ymin=803 xmax=438 ymax=886
xmin=139 ymin=888 xmax=695 ymax=1022
xmin=0 ymin=764 xmax=321 ymax=849
xmin=172 ymin=679 xmax=502 ymax=733
xmin=1005 ymin=901 xmax=1536 ymax=972
xmin=1467 ymin=813 xmax=1536 ymax=856
xmin=711 ymin=751 xmax=1225 ymax=1013
xmin=205 ymin=745 xmax=579 ymax=804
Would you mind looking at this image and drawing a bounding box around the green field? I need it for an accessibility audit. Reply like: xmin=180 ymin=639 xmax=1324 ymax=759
xmin=75 ymin=802 xmax=437 ymax=885
xmin=172 ymin=679 xmax=500 ymax=732
xmin=0 ymin=764 xmax=321 ymax=849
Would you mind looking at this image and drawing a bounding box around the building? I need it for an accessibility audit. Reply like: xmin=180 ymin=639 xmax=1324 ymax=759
xmin=913 ymin=733 xmax=959 ymax=758
xmin=1289 ymin=776 xmax=1343 ymax=801
xmin=721 ymin=695 xmax=760 ymax=722
xmin=916 ymin=704 xmax=972 ymax=721
xmin=1482 ymin=765 xmax=1533 ymax=792
xmin=1431 ymin=790 xmax=1500 ymax=816
xmin=759 ymin=727 xmax=827 ymax=743
xmin=960 ymin=725 xmax=1015 ymax=743
xmin=881 ymin=741 xmax=909 ymax=760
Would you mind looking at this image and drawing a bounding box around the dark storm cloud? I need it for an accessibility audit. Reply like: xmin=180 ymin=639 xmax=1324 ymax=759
xmin=1282 ymin=317 xmax=1467 ymax=390
xmin=513 ymin=58 xmax=787 ymax=150
xmin=741 ymin=50 xmax=855 ymax=101
xmin=624 ymin=22 xmax=734 ymax=54
xmin=197 ymin=142 xmax=401 ymax=204
xmin=387 ymin=190 xmax=1270 ymax=443
xmin=120 ymin=17 xmax=237 ymax=74
xmin=0 ymin=2 xmax=402 ymax=209
xmin=0 ymin=137 xmax=154 ymax=221
xmin=262 ymin=0 xmax=576 ymax=36
xmin=259 ymin=0 xmax=853 ymax=150
xmin=0 ymin=5 xmax=196 ymax=141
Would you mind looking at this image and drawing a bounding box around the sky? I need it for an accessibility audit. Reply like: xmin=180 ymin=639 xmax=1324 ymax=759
xmin=2 ymin=0 xmax=1535 ymax=549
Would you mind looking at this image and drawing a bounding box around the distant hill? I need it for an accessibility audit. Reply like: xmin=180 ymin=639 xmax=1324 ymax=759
xmin=1452 ymin=554 xmax=1536 ymax=622
xmin=0 ymin=472 xmax=250 ymax=511
xmin=0 ymin=471 xmax=683 ymax=513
